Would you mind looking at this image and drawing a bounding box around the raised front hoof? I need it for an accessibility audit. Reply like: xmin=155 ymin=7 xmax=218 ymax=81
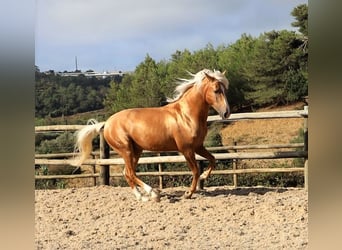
xmin=200 ymin=171 xmax=210 ymax=180
xmin=183 ymin=191 xmax=193 ymax=199
xmin=199 ymin=174 xmax=207 ymax=180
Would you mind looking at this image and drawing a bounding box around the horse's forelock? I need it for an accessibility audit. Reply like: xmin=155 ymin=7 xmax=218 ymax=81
xmin=167 ymin=69 xmax=229 ymax=102
xmin=203 ymin=69 xmax=229 ymax=89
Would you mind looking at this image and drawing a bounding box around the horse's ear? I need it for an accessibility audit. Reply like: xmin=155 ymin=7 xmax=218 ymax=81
xmin=222 ymin=70 xmax=226 ymax=75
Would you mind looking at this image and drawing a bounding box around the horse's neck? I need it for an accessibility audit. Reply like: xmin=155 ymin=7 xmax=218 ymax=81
xmin=178 ymin=87 xmax=209 ymax=123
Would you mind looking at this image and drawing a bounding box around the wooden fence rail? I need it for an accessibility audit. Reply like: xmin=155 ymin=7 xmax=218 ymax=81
xmin=35 ymin=168 xmax=305 ymax=180
xmin=35 ymin=151 xmax=307 ymax=166
xmin=34 ymin=143 xmax=304 ymax=159
xmin=35 ymin=107 xmax=308 ymax=189
xmin=35 ymin=109 xmax=308 ymax=132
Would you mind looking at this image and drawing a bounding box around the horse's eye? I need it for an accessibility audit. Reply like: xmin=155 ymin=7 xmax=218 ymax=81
xmin=214 ymin=82 xmax=223 ymax=93
xmin=214 ymin=88 xmax=221 ymax=94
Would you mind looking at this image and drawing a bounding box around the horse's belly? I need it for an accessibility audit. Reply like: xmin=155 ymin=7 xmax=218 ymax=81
xmin=132 ymin=132 xmax=178 ymax=152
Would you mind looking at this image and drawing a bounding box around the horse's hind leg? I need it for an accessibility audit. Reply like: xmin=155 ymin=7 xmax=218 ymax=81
xmin=115 ymin=143 xmax=143 ymax=201
xmin=122 ymin=145 xmax=160 ymax=202
xmin=122 ymin=163 xmax=143 ymax=201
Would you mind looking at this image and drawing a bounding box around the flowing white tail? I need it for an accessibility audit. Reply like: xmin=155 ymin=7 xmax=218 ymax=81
xmin=74 ymin=119 xmax=105 ymax=166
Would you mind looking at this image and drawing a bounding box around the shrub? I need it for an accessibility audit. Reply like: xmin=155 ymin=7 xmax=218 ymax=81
xmin=35 ymin=165 xmax=66 ymax=189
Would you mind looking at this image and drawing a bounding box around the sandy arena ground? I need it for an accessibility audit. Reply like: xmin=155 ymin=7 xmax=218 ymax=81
xmin=35 ymin=185 xmax=308 ymax=249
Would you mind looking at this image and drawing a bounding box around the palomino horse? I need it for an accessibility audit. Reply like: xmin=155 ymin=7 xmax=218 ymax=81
xmin=74 ymin=69 xmax=230 ymax=201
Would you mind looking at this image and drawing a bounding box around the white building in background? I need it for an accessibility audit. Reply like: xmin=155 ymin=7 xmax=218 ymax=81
xmin=56 ymin=70 xmax=127 ymax=79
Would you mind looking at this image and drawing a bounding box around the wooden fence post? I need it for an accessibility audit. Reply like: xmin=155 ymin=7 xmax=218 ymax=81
xmin=99 ymin=131 xmax=110 ymax=185
xmin=233 ymin=141 xmax=238 ymax=188
xmin=92 ymin=154 xmax=96 ymax=186
xmin=303 ymin=105 xmax=308 ymax=190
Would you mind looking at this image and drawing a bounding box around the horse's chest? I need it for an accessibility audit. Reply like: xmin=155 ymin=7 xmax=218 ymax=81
xmin=180 ymin=124 xmax=206 ymax=144
xmin=173 ymin=113 xmax=207 ymax=146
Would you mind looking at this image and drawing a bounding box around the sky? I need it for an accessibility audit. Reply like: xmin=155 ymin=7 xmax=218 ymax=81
xmin=35 ymin=0 xmax=307 ymax=73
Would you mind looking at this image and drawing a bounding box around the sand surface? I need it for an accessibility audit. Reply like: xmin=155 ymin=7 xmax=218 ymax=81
xmin=35 ymin=186 xmax=308 ymax=249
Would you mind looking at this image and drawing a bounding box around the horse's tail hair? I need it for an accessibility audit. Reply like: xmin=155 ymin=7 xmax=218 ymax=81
xmin=72 ymin=119 xmax=106 ymax=166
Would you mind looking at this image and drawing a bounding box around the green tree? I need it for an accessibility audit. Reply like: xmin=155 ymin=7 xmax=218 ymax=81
xmin=244 ymin=30 xmax=308 ymax=106
xmin=167 ymin=49 xmax=196 ymax=80
xmin=191 ymin=43 xmax=220 ymax=71
xmin=291 ymin=4 xmax=308 ymax=36
xmin=103 ymin=75 xmax=133 ymax=113
xmin=217 ymin=34 xmax=258 ymax=109
xmin=130 ymin=55 xmax=165 ymax=107
xmin=104 ymin=55 xmax=166 ymax=113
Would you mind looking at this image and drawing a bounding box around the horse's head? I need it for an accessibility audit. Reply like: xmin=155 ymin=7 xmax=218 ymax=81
xmin=203 ymin=70 xmax=230 ymax=119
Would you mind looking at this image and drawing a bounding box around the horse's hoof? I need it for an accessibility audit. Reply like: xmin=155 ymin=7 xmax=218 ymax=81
xmin=141 ymin=196 xmax=150 ymax=202
xmin=183 ymin=191 xmax=192 ymax=199
xmin=151 ymin=189 xmax=161 ymax=202
xmin=152 ymin=196 xmax=161 ymax=202
xmin=200 ymin=171 xmax=209 ymax=180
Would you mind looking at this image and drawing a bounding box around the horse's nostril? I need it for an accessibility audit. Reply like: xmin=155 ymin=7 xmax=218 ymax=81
xmin=224 ymin=111 xmax=230 ymax=119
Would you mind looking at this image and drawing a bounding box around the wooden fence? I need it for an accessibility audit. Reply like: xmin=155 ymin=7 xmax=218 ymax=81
xmin=35 ymin=107 xmax=308 ymax=189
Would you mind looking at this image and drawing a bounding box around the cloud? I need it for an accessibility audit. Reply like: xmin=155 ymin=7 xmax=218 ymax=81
xmin=36 ymin=0 xmax=250 ymax=45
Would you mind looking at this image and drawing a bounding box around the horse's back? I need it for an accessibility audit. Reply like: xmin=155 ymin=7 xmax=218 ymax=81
xmin=104 ymin=107 xmax=178 ymax=151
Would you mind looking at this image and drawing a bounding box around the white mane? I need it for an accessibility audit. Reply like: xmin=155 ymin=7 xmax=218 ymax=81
xmin=167 ymin=69 xmax=229 ymax=103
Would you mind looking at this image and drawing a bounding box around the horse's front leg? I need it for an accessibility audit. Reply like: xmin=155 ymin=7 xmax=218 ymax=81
xmin=195 ymin=145 xmax=216 ymax=180
xmin=183 ymin=151 xmax=200 ymax=199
